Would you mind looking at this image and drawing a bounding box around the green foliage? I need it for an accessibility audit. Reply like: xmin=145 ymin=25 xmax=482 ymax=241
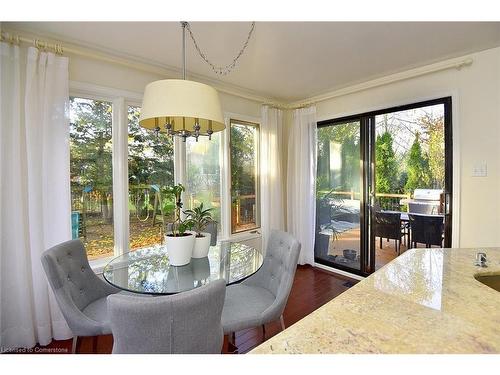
xmin=316 ymin=122 xmax=360 ymax=192
xmin=405 ymin=133 xmax=431 ymax=193
xmin=375 ymin=131 xmax=398 ymax=193
xmin=70 ymin=98 xmax=113 ymax=222
xmin=230 ymin=124 xmax=257 ymax=199
xmin=427 ymin=119 xmax=445 ymax=188
xmin=127 ymin=106 xmax=174 ymax=187
xmin=184 ymin=203 xmax=214 ymax=237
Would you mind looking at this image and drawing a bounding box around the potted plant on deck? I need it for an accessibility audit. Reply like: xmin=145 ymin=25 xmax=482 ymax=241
xmin=184 ymin=202 xmax=214 ymax=258
xmin=161 ymin=183 xmax=195 ymax=266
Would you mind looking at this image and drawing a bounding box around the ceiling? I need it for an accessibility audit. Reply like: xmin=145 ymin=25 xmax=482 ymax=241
xmin=5 ymin=22 xmax=500 ymax=102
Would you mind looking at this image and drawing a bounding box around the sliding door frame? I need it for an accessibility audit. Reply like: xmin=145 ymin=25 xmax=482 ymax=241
xmin=316 ymin=96 xmax=453 ymax=276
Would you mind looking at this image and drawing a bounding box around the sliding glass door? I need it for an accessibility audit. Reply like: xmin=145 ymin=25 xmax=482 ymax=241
xmin=315 ymin=120 xmax=367 ymax=274
xmin=315 ymin=97 xmax=452 ymax=276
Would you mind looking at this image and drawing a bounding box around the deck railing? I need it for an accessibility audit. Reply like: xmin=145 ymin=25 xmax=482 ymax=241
xmin=317 ymin=190 xmax=410 ymax=211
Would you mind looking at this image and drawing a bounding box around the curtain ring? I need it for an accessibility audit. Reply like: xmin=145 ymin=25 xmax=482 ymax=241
xmin=35 ymin=39 xmax=47 ymax=51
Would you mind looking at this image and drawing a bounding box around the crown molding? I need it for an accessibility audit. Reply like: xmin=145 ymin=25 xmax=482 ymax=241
xmin=3 ymin=25 xmax=476 ymax=111
xmin=2 ymin=25 xmax=285 ymax=106
xmin=286 ymin=55 xmax=474 ymax=109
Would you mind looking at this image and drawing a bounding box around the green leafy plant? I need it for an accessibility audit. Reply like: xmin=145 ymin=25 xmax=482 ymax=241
xmin=184 ymin=203 xmax=214 ymax=238
xmin=159 ymin=183 xmax=193 ymax=237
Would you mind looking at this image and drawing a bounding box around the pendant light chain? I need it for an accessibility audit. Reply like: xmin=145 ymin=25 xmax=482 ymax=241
xmin=185 ymin=22 xmax=255 ymax=76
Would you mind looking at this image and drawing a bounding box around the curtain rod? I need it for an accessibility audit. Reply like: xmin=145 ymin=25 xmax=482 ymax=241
xmin=1 ymin=30 xmax=474 ymax=111
xmin=284 ymin=57 xmax=474 ymax=110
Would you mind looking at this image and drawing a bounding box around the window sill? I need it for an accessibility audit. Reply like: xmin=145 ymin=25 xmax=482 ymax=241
xmin=89 ymin=256 xmax=114 ymax=275
xmin=220 ymin=229 xmax=262 ymax=243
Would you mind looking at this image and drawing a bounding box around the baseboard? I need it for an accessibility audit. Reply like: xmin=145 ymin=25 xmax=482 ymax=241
xmin=313 ymin=263 xmax=365 ymax=281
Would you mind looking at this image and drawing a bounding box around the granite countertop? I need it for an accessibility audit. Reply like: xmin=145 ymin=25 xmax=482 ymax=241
xmin=251 ymin=248 xmax=500 ymax=354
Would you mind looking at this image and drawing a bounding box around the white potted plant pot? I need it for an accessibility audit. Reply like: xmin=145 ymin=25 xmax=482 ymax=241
xmin=192 ymin=232 xmax=211 ymax=259
xmin=165 ymin=232 xmax=195 ymax=266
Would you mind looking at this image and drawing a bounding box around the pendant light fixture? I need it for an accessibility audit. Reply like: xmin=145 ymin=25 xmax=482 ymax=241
xmin=139 ymin=22 xmax=225 ymax=142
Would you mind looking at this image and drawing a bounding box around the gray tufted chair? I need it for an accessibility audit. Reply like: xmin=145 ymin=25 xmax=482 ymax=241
xmin=221 ymin=230 xmax=301 ymax=343
xmin=41 ymin=239 xmax=121 ymax=353
xmin=107 ymin=279 xmax=226 ymax=354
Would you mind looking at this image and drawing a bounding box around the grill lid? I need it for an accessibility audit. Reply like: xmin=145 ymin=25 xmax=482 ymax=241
xmin=413 ymin=189 xmax=443 ymax=201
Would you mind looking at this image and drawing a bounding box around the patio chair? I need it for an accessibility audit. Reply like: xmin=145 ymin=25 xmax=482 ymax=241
xmin=408 ymin=214 xmax=444 ymax=248
xmin=373 ymin=211 xmax=403 ymax=255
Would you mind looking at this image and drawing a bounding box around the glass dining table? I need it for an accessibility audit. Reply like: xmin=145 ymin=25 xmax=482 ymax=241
xmin=102 ymin=242 xmax=263 ymax=295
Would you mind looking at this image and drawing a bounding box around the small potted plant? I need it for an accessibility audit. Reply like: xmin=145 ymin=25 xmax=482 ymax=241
xmin=184 ymin=202 xmax=214 ymax=258
xmin=160 ymin=183 xmax=195 ymax=266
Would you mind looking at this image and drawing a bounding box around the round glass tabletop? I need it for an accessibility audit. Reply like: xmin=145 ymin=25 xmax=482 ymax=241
xmin=102 ymin=242 xmax=263 ymax=295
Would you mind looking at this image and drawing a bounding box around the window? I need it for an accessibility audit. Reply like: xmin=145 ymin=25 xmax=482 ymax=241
xmin=230 ymin=119 xmax=260 ymax=233
xmin=69 ymin=86 xmax=263 ymax=265
xmin=185 ymin=133 xmax=222 ymax=232
xmin=128 ymin=105 xmax=175 ymax=250
xmin=69 ymin=97 xmax=114 ymax=260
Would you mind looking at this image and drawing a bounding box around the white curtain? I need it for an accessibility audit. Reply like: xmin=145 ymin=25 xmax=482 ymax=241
xmin=260 ymin=106 xmax=285 ymax=251
xmin=0 ymin=44 xmax=73 ymax=349
xmin=286 ymin=106 xmax=317 ymax=265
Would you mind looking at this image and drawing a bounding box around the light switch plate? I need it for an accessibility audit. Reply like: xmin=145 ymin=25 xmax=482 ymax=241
xmin=472 ymin=162 xmax=487 ymax=177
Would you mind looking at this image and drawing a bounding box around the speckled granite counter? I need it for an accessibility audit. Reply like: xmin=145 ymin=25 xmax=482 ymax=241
xmin=251 ymin=248 xmax=500 ymax=354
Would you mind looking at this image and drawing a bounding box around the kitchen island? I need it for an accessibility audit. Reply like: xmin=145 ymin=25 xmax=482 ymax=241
xmin=251 ymin=248 xmax=500 ymax=354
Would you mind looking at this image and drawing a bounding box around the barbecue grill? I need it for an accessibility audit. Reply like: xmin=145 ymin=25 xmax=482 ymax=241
xmin=400 ymin=188 xmax=443 ymax=214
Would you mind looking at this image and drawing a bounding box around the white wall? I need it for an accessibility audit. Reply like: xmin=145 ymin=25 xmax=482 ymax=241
xmin=313 ymin=46 xmax=500 ymax=248
xmin=68 ymin=55 xmax=262 ymax=118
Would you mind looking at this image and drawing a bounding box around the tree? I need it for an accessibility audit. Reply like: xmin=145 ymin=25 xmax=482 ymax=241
xmin=340 ymin=135 xmax=360 ymax=192
xmin=316 ymin=122 xmax=359 ymax=193
xmin=405 ymin=132 xmax=431 ymax=193
xmin=70 ymin=98 xmax=113 ymax=222
xmin=230 ymin=124 xmax=257 ymax=196
xmin=127 ymin=106 xmax=174 ymax=188
xmin=375 ymin=131 xmax=398 ymax=194
xmin=421 ymin=115 xmax=445 ymax=189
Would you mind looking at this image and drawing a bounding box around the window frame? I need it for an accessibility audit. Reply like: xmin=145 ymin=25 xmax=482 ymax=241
xmin=228 ymin=118 xmax=261 ymax=235
xmin=69 ymin=82 xmax=262 ymax=271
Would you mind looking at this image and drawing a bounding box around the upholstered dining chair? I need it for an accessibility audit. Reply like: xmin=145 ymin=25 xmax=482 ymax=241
xmin=221 ymin=230 xmax=301 ymax=345
xmin=41 ymin=239 xmax=121 ymax=353
xmin=107 ymin=279 xmax=226 ymax=354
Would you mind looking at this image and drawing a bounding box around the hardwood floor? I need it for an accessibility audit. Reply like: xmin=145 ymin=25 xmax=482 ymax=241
xmin=15 ymin=265 xmax=357 ymax=354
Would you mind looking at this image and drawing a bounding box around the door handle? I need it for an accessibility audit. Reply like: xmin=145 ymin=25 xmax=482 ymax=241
xmin=444 ymin=192 xmax=451 ymax=215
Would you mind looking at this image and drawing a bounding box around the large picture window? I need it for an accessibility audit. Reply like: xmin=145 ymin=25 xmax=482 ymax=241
xmin=70 ymin=88 xmax=262 ymax=265
xmin=230 ymin=119 xmax=260 ymax=233
xmin=128 ymin=105 xmax=175 ymax=251
xmin=185 ymin=134 xmax=222 ymax=233
xmin=69 ymin=97 xmax=114 ymax=260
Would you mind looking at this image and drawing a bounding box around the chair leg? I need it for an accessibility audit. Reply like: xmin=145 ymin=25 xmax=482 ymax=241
xmin=279 ymin=315 xmax=286 ymax=331
xmin=262 ymin=324 xmax=266 ymax=339
xmin=379 ymin=237 xmax=382 ymax=249
xmin=231 ymin=332 xmax=236 ymax=345
xmin=71 ymin=336 xmax=78 ymax=354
